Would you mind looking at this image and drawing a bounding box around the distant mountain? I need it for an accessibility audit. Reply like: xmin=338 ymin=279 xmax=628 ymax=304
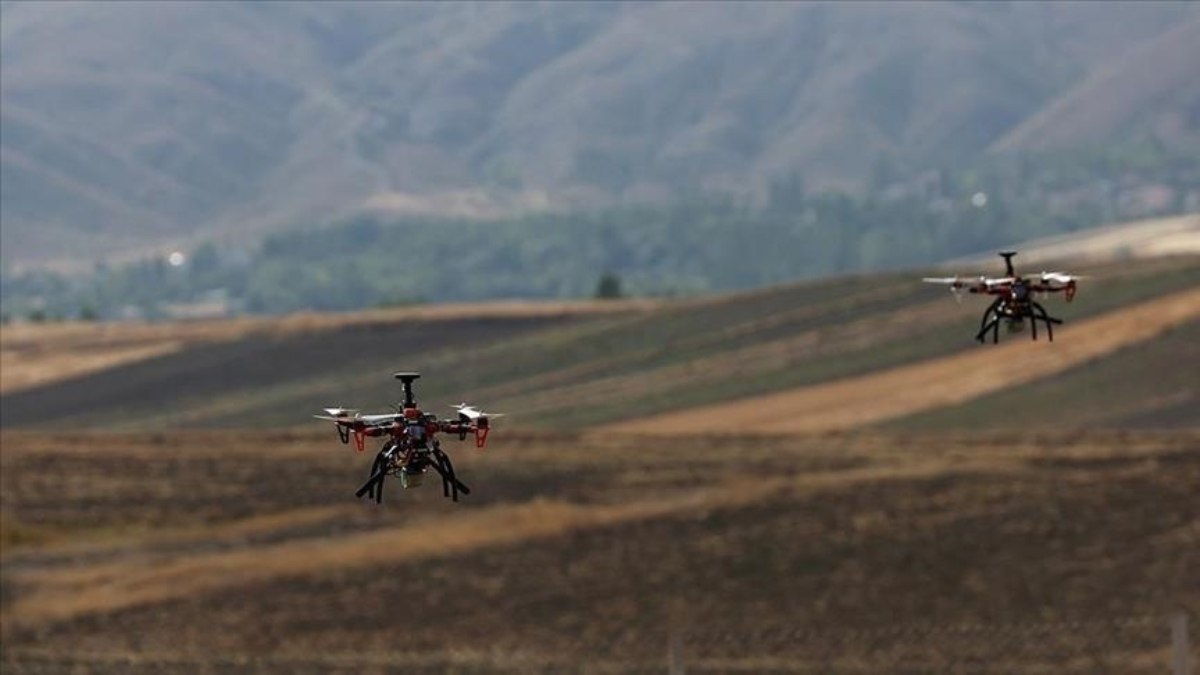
xmin=2 ymin=0 xmax=1198 ymax=268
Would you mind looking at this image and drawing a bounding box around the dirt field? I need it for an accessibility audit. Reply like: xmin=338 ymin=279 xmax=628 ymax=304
xmin=2 ymin=429 xmax=1197 ymax=673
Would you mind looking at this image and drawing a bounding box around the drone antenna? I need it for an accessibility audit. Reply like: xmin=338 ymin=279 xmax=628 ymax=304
xmin=393 ymin=371 xmax=421 ymax=408
xmin=998 ymin=251 xmax=1017 ymax=277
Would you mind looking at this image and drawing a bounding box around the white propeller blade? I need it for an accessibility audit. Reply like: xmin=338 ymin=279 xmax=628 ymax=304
xmin=357 ymin=413 xmax=401 ymax=423
xmin=453 ymin=403 xmax=505 ymax=420
xmin=1040 ymin=271 xmax=1082 ymax=284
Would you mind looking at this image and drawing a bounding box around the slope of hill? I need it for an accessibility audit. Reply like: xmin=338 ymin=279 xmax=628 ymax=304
xmin=989 ymin=15 xmax=1200 ymax=154
xmin=886 ymin=317 xmax=1200 ymax=431
xmin=3 ymin=1 xmax=1197 ymax=268
xmin=0 ymin=1 xmax=406 ymax=266
xmin=2 ymin=255 xmax=1196 ymax=431
xmin=623 ymin=286 xmax=1200 ymax=434
xmin=0 ymin=299 xmax=656 ymax=395
xmin=942 ymin=214 xmax=1200 ymax=269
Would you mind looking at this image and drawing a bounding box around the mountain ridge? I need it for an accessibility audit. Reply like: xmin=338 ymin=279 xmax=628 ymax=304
xmin=3 ymin=1 xmax=1197 ymax=267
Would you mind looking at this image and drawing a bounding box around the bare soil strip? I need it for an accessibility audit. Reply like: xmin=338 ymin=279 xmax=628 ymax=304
xmin=622 ymin=287 xmax=1200 ymax=434
xmin=5 ymin=459 xmax=1007 ymax=626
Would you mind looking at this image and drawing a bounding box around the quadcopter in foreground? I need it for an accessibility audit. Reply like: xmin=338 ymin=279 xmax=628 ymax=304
xmin=924 ymin=251 xmax=1081 ymax=343
xmin=315 ymin=372 xmax=500 ymax=503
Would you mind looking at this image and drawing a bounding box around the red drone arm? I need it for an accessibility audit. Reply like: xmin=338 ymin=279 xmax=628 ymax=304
xmin=1028 ymin=282 xmax=1077 ymax=301
xmin=435 ymin=419 xmax=491 ymax=449
xmin=333 ymin=420 xmax=388 ymax=453
xmin=474 ymin=417 xmax=490 ymax=449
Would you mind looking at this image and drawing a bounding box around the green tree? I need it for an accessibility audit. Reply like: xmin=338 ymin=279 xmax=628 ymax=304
xmin=594 ymin=272 xmax=623 ymax=300
xmin=190 ymin=242 xmax=221 ymax=276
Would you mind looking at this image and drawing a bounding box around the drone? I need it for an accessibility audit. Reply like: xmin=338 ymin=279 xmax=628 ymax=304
xmin=315 ymin=372 xmax=501 ymax=503
xmin=924 ymin=251 xmax=1081 ymax=343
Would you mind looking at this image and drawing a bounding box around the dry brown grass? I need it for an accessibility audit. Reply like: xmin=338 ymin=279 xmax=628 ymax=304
xmin=2 ymin=429 xmax=1197 ymax=674
xmin=0 ymin=298 xmax=658 ymax=395
xmin=8 ymin=457 xmax=1004 ymax=625
xmin=487 ymin=296 xmax=962 ymax=417
xmin=944 ymin=215 xmax=1200 ymax=269
xmin=624 ymin=286 xmax=1200 ymax=434
xmin=2 ymin=267 xmax=1197 ymax=671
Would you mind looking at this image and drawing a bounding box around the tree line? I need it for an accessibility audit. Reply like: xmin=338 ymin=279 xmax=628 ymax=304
xmin=3 ymin=138 xmax=1195 ymax=322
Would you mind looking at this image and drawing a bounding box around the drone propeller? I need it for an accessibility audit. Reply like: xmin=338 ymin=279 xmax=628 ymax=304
xmin=451 ymin=403 xmax=503 ymax=449
xmin=923 ymin=274 xmax=1010 ymax=286
xmin=314 ymin=411 xmax=401 ymax=426
xmin=1040 ymin=271 xmax=1084 ymax=284
xmin=452 ymin=403 xmax=505 ymax=421
xmin=925 ymin=276 xmax=981 ymax=304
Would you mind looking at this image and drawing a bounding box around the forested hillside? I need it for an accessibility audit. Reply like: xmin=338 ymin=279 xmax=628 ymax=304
xmin=4 ymin=141 xmax=1197 ymax=320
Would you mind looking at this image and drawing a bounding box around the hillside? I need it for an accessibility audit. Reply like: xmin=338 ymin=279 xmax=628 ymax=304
xmin=2 ymin=254 xmax=1197 ymax=431
xmin=3 ymin=1 xmax=1198 ymax=268
xmin=989 ymin=15 xmax=1200 ymax=154
xmin=943 ymin=214 xmax=1200 ymax=268
xmin=0 ymin=299 xmax=656 ymax=395
xmin=887 ymin=317 xmax=1199 ymax=431
xmin=623 ymin=285 xmax=1200 ymax=434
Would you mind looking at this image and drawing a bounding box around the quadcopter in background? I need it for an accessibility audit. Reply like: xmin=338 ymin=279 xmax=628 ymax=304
xmin=924 ymin=251 xmax=1081 ymax=343
xmin=315 ymin=372 xmax=501 ymax=503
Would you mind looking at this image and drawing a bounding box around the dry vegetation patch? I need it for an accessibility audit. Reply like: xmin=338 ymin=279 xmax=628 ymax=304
xmin=2 ymin=430 xmax=1197 ymax=672
xmin=625 ymin=287 xmax=1200 ymax=434
xmin=0 ymin=298 xmax=657 ymax=395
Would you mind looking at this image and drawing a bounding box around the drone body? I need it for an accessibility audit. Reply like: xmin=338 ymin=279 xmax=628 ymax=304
xmin=315 ymin=372 xmax=499 ymax=503
xmin=924 ymin=251 xmax=1081 ymax=344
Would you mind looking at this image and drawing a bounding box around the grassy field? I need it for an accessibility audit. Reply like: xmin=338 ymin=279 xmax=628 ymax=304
xmin=0 ymin=299 xmax=659 ymax=395
xmin=625 ymin=286 xmax=1200 ymax=433
xmin=886 ymin=318 xmax=1200 ymax=432
xmin=3 ymin=255 xmax=1198 ymax=431
xmin=2 ymin=429 xmax=1197 ymax=673
xmin=2 ymin=255 xmax=1198 ymax=672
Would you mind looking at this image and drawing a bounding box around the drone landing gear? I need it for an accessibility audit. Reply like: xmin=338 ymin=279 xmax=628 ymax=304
xmin=354 ymin=443 xmax=470 ymax=504
xmin=975 ymin=301 xmax=1063 ymax=344
xmin=431 ymin=445 xmax=471 ymax=502
xmin=1031 ymin=301 xmax=1062 ymax=342
xmin=356 ymin=444 xmax=396 ymax=504
xmin=976 ymin=298 xmax=1003 ymax=344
